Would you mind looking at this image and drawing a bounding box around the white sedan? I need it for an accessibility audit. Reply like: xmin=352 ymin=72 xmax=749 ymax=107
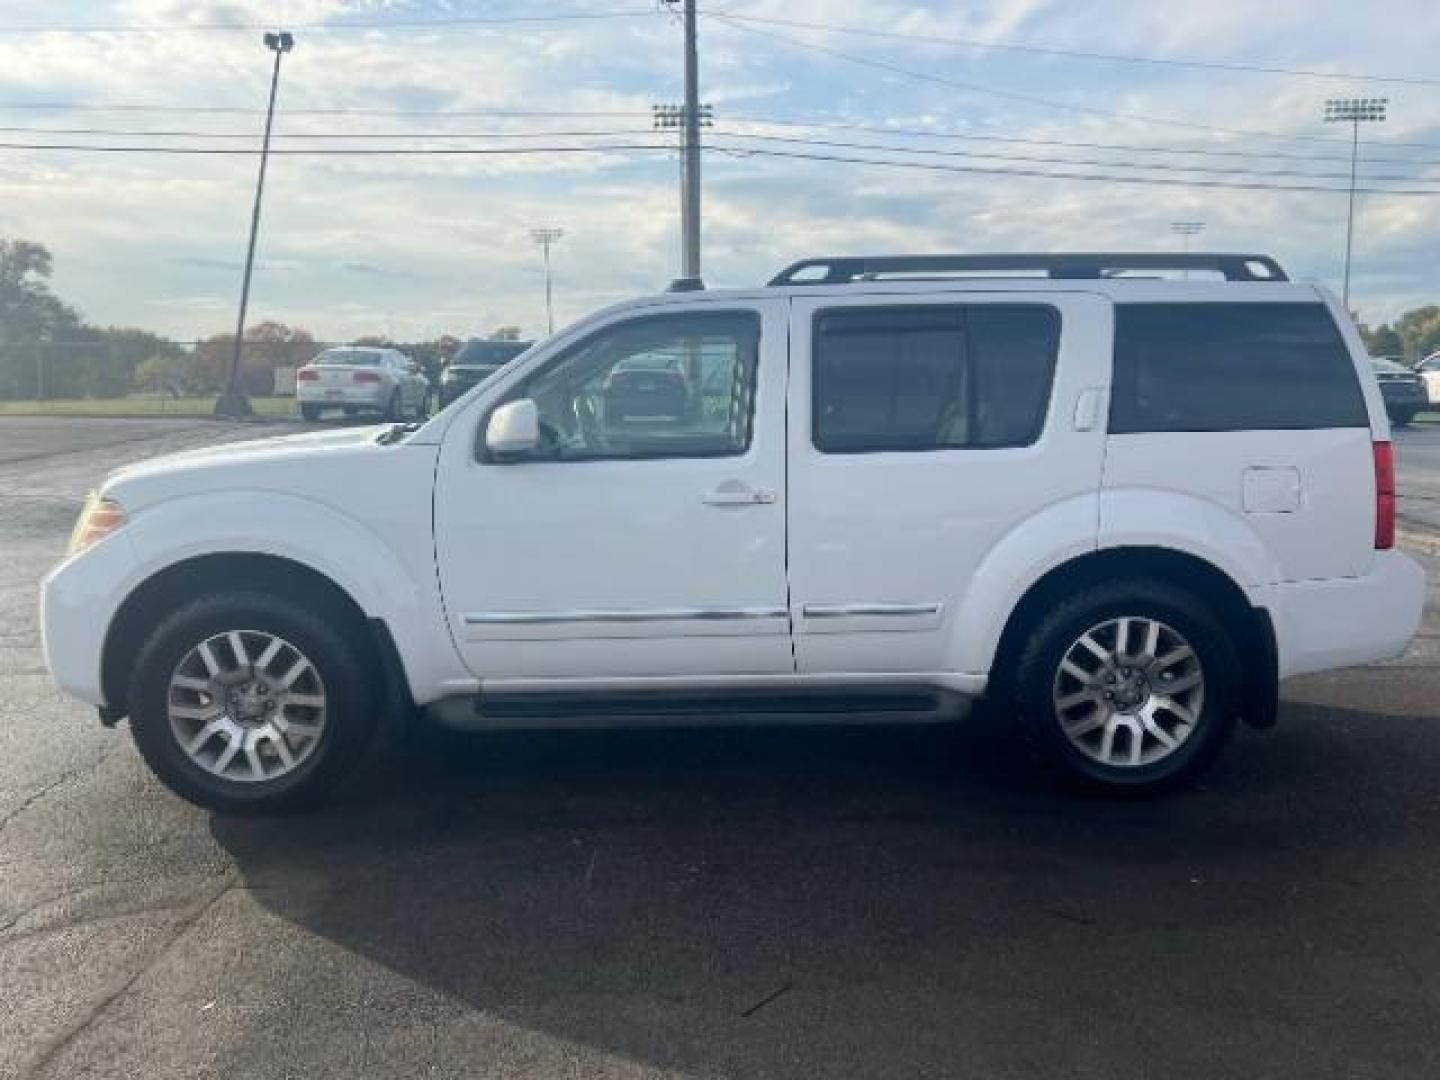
xmin=296 ymin=346 xmax=430 ymax=421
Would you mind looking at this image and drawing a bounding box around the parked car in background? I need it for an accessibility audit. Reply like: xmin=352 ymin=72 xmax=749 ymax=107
xmin=1417 ymin=351 xmax=1440 ymax=406
xmin=1370 ymin=356 xmax=1427 ymax=425
xmin=42 ymin=252 xmax=1424 ymax=813
xmin=296 ymin=346 xmax=430 ymax=422
xmin=438 ymin=339 xmax=532 ymax=408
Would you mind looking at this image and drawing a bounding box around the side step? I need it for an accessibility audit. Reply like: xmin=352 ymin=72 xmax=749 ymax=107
xmin=426 ymin=687 xmax=967 ymax=732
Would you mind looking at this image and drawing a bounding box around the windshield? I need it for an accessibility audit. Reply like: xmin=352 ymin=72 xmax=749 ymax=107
xmin=314 ymin=349 xmax=382 ymax=367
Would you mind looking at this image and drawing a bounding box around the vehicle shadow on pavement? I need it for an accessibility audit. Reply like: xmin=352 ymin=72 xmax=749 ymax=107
xmin=209 ymin=705 xmax=1440 ymax=1079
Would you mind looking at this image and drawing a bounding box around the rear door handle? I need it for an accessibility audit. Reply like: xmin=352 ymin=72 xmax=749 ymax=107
xmin=702 ymin=482 xmax=777 ymax=507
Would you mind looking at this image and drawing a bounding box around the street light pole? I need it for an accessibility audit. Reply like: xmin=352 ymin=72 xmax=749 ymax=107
xmin=530 ymin=227 xmax=564 ymax=335
xmin=216 ymin=30 xmax=294 ymax=419
xmin=1324 ymin=97 xmax=1387 ymax=312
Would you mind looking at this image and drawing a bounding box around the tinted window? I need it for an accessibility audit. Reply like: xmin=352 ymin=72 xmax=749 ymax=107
xmin=315 ymin=349 xmax=381 ymax=366
xmin=812 ymin=304 xmax=1059 ymax=453
xmin=1110 ymin=303 xmax=1367 ymax=433
xmin=491 ymin=311 xmax=760 ymax=462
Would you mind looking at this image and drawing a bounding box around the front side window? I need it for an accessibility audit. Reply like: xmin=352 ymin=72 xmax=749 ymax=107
xmin=812 ymin=304 xmax=1060 ymax=453
xmin=1110 ymin=302 xmax=1368 ymax=433
xmin=491 ymin=310 xmax=760 ymax=462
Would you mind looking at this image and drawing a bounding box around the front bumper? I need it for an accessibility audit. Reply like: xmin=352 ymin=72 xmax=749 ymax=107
xmin=40 ymin=532 xmax=139 ymax=707
xmin=1269 ymin=549 xmax=1425 ymax=679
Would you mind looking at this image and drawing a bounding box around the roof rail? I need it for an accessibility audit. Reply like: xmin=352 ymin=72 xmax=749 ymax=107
xmin=767 ymin=253 xmax=1289 ymax=286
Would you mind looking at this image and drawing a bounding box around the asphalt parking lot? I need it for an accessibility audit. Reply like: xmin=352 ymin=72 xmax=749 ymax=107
xmin=3 ymin=416 xmax=1440 ymax=1079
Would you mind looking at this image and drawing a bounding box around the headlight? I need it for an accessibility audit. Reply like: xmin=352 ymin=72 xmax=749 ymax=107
xmin=68 ymin=493 xmax=127 ymax=555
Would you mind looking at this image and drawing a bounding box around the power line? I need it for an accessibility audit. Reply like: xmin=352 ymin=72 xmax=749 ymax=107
xmin=707 ymin=13 xmax=1440 ymax=149
xmin=709 ymin=145 xmax=1440 ymax=196
xmin=0 ymin=103 xmax=648 ymax=118
xmin=7 ymin=117 xmax=1440 ymax=167
xmin=706 ymin=130 xmax=1440 ymax=184
xmin=3 ymin=136 xmax=1436 ymax=194
xmin=0 ymin=141 xmax=675 ymax=156
xmin=0 ymin=10 xmax=658 ymax=35
xmin=722 ymin=116 xmax=1440 ymax=166
xmin=707 ymin=12 xmax=1440 ymax=88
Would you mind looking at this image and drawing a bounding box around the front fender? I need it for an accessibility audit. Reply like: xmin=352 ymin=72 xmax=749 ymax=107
xmin=117 ymin=491 xmax=460 ymax=702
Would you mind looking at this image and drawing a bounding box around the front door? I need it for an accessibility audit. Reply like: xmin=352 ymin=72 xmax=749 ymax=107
xmin=433 ymin=300 xmax=792 ymax=684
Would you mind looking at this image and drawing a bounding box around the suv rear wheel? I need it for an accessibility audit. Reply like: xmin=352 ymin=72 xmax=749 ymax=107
xmin=128 ymin=591 xmax=378 ymax=814
xmin=1012 ymin=579 xmax=1239 ymax=793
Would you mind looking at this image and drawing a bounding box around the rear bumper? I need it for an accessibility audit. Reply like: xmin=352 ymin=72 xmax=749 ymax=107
xmin=297 ymin=384 xmax=388 ymax=407
xmin=1268 ymin=549 xmax=1425 ymax=679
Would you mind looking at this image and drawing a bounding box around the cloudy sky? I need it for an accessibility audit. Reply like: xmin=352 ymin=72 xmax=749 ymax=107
xmin=1 ymin=0 xmax=1438 ymax=343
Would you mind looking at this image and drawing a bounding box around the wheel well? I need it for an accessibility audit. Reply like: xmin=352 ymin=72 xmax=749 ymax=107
xmin=102 ymin=553 xmax=383 ymax=715
xmin=988 ymin=546 xmax=1277 ymax=727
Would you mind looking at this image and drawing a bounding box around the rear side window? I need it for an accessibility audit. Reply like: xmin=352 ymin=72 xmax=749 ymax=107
xmin=1110 ymin=303 xmax=1367 ymax=433
xmin=812 ymin=304 xmax=1060 ymax=453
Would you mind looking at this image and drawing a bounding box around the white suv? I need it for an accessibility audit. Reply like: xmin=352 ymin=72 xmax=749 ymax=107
xmin=41 ymin=253 xmax=1424 ymax=812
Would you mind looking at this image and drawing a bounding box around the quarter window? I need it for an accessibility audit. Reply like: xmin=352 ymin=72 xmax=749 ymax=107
xmin=1110 ymin=303 xmax=1368 ymax=433
xmin=490 ymin=310 xmax=760 ymax=462
xmin=812 ymin=304 xmax=1060 ymax=453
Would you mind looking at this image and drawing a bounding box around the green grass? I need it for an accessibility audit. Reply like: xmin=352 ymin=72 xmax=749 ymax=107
xmin=0 ymin=395 xmax=302 ymax=419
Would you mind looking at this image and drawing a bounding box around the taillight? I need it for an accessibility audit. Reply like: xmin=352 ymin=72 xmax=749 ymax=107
xmin=296 ymin=368 xmax=319 ymax=382
xmin=353 ymin=371 xmax=382 ymax=384
xmin=1374 ymin=441 xmax=1395 ymax=550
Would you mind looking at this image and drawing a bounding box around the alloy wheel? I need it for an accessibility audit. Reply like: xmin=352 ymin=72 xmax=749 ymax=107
xmin=1051 ymin=616 xmax=1205 ymax=769
xmin=167 ymin=629 xmax=327 ymax=783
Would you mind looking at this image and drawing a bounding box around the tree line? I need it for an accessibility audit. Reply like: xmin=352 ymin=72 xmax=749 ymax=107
xmin=0 ymin=238 xmax=517 ymax=401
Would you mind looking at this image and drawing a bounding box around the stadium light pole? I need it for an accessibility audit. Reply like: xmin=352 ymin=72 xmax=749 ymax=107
xmin=530 ymin=227 xmax=564 ymax=335
xmin=1170 ymin=221 xmax=1206 ymax=279
xmin=216 ymin=30 xmax=294 ymax=419
xmin=1324 ymin=96 xmax=1387 ymax=311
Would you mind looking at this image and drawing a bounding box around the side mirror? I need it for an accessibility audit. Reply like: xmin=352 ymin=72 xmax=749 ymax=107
xmin=486 ymin=398 xmax=541 ymax=459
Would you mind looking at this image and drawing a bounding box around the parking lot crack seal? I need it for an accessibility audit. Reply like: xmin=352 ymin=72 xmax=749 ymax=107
xmin=19 ymin=871 xmax=239 ymax=1080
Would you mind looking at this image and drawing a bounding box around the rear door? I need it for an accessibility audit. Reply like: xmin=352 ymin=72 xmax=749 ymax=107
xmin=786 ymin=290 xmax=1111 ymax=674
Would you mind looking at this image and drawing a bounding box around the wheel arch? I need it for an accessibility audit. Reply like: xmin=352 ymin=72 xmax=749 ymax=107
xmin=101 ymin=552 xmax=411 ymax=721
xmin=986 ymin=546 xmax=1278 ymax=729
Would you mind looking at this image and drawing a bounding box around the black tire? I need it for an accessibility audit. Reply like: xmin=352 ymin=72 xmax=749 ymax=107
xmin=1011 ymin=578 xmax=1240 ymax=794
xmin=299 ymin=403 xmax=321 ymax=421
xmin=128 ymin=591 xmax=379 ymax=814
xmin=385 ymin=390 xmax=403 ymax=421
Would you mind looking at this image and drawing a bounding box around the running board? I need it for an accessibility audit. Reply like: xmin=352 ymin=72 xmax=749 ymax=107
xmin=425 ymin=686 xmax=968 ymax=732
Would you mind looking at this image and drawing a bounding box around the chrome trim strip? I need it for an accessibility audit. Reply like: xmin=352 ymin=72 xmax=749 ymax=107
xmin=802 ymin=602 xmax=943 ymax=619
xmin=464 ymin=606 xmax=789 ymax=626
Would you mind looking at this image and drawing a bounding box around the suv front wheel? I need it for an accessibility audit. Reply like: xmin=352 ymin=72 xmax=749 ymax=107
xmin=128 ymin=591 xmax=378 ymax=814
xmin=1012 ymin=579 xmax=1240 ymax=793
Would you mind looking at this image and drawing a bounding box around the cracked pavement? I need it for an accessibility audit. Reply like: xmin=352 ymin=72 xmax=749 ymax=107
xmin=2 ymin=416 xmax=1440 ymax=1079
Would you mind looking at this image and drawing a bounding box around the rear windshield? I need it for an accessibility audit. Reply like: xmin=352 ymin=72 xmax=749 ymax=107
xmin=1110 ymin=302 xmax=1368 ymax=433
xmin=315 ymin=349 xmax=382 ymax=367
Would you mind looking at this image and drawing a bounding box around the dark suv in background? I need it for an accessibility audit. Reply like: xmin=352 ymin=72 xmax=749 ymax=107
xmin=439 ymin=339 xmax=533 ymax=408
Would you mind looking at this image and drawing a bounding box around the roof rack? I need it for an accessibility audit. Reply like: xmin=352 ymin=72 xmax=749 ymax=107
xmin=767 ymin=253 xmax=1289 ymax=286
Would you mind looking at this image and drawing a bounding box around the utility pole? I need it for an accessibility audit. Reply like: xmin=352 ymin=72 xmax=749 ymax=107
xmin=661 ymin=0 xmax=703 ymax=286
xmin=1170 ymin=221 xmax=1206 ymax=279
xmin=1324 ymin=97 xmax=1387 ymax=311
xmin=530 ymin=227 xmax=564 ymax=335
xmin=216 ymin=30 xmax=294 ymax=419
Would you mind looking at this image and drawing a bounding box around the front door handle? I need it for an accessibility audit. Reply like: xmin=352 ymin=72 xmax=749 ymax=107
xmin=702 ymin=481 xmax=777 ymax=507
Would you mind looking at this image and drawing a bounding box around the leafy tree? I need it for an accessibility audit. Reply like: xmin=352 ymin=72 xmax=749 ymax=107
xmin=1397 ymin=306 xmax=1440 ymax=362
xmin=195 ymin=321 xmax=318 ymax=395
xmin=0 ymin=239 xmax=82 ymax=399
xmin=1361 ymin=322 xmax=1406 ymax=359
